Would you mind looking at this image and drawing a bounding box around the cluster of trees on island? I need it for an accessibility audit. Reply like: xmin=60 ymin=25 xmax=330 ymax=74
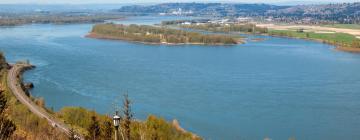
xmin=163 ymin=21 xmax=360 ymax=49
xmin=179 ymin=23 xmax=268 ymax=34
xmin=90 ymin=23 xmax=239 ymax=45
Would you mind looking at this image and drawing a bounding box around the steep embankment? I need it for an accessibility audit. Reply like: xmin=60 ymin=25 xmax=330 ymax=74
xmin=0 ymin=53 xmax=68 ymax=140
xmin=0 ymin=53 xmax=202 ymax=140
xmin=7 ymin=63 xmax=83 ymax=139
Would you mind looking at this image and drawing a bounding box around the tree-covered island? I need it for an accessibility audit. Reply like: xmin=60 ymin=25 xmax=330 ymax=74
xmin=177 ymin=23 xmax=269 ymax=34
xmin=87 ymin=23 xmax=243 ymax=45
xmin=164 ymin=21 xmax=360 ymax=52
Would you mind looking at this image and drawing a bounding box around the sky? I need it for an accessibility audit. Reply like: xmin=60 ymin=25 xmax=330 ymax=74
xmin=0 ymin=0 xmax=357 ymax=4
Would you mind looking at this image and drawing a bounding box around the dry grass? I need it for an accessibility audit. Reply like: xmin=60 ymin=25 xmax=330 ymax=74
xmin=257 ymin=23 xmax=360 ymax=39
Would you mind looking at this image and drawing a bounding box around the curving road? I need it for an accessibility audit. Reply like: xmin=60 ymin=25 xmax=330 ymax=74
xmin=7 ymin=64 xmax=83 ymax=140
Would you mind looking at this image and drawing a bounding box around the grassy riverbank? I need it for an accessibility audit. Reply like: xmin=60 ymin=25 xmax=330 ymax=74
xmin=255 ymin=23 xmax=360 ymax=51
xmin=268 ymin=29 xmax=360 ymax=52
xmin=179 ymin=23 xmax=268 ymax=34
xmin=88 ymin=23 xmax=242 ymax=45
xmin=321 ymin=24 xmax=360 ymax=30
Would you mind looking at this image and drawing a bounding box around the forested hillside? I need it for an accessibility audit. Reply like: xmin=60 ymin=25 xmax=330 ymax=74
xmin=118 ymin=3 xmax=288 ymax=17
xmin=268 ymin=3 xmax=360 ymax=24
xmin=118 ymin=2 xmax=360 ymax=23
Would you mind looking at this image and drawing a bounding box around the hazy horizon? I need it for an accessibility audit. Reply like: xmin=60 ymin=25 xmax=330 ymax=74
xmin=0 ymin=0 xmax=358 ymax=5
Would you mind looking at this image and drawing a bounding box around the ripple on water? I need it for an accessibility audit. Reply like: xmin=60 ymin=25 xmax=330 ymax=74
xmin=2 ymin=18 xmax=360 ymax=140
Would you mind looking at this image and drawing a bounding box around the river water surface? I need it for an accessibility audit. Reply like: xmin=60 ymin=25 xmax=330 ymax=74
xmin=1 ymin=16 xmax=360 ymax=140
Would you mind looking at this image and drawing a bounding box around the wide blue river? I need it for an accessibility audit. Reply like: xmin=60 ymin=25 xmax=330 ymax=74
xmin=1 ymin=16 xmax=360 ymax=140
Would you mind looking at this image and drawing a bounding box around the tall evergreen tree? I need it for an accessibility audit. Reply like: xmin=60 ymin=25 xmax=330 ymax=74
xmin=87 ymin=115 xmax=101 ymax=140
xmin=121 ymin=94 xmax=133 ymax=140
xmin=0 ymin=91 xmax=16 ymax=140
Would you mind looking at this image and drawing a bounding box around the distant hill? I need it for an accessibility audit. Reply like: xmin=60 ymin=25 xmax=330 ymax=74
xmin=118 ymin=3 xmax=289 ymax=17
xmin=268 ymin=3 xmax=360 ymax=23
xmin=117 ymin=2 xmax=360 ymax=23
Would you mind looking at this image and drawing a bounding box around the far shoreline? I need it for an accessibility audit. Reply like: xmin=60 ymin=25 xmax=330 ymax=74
xmin=336 ymin=46 xmax=360 ymax=53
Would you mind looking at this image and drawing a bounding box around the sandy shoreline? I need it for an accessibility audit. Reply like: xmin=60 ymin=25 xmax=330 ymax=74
xmin=336 ymin=46 xmax=360 ymax=53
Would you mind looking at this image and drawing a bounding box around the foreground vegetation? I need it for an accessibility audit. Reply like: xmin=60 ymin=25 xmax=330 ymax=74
xmin=0 ymin=52 xmax=201 ymax=140
xmin=88 ymin=23 xmax=240 ymax=45
xmin=58 ymin=106 xmax=200 ymax=140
